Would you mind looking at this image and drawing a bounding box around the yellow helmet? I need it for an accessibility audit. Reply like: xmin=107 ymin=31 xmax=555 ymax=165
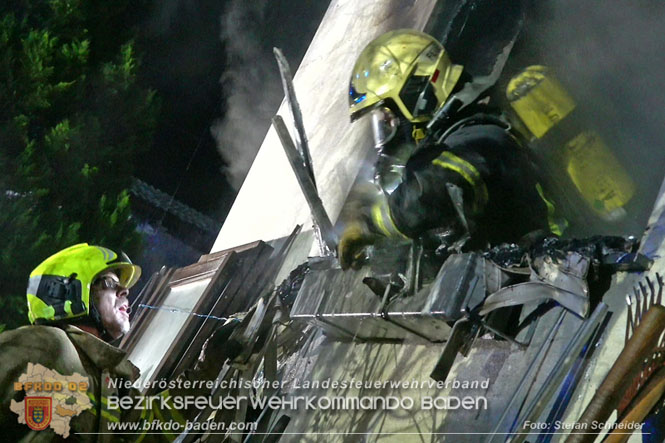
xmin=349 ymin=29 xmax=464 ymax=123
xmin=27 ymin=243 xmax=141 ymax=324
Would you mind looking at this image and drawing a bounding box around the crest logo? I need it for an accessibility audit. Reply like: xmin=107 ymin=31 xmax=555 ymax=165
xmin=25 ymin=397 xmax=52 ymax=431
xmin=12 ymin=364 xmax=91 ymax=437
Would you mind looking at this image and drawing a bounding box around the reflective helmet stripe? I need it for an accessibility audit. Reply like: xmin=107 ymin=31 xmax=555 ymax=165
xmin=94 ymin=246 xmax=117 ymax=262
xmin=27 ymin=243 xmax=141 ymax=324
xmin=27 ymin=276 xmax=42 ymax=299
xmin=432 ymin=151 xmax=489 ymax=214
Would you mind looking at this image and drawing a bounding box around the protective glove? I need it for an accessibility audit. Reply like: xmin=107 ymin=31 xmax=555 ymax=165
xmin=338 ymin=220 xmax=376 ymax=270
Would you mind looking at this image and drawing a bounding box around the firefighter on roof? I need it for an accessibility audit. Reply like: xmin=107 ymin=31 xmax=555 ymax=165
xmin=339 ymin=29 xmax=561 ymax=269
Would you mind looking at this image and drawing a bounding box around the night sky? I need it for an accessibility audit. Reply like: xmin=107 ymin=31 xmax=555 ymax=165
xmin=133 ymin=0 xmax=330 ymax=223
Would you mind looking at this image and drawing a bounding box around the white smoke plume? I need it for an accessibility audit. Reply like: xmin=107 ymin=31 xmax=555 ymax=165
xmin=212 ymin=0 xmax=283 ymax=190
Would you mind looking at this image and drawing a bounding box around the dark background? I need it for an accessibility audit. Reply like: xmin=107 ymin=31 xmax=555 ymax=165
xmin=135 ymin=0 xmax=665 ymax=239
xmin=134 ymin=0 xmax=331 ymax=223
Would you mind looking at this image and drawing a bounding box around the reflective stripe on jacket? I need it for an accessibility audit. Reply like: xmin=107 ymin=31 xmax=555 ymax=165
xmin=375 ymin=123 xmax=551 ymax=245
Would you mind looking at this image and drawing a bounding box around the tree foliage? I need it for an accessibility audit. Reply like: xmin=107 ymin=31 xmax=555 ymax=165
xmin=0 ymin=0 xmax=158 ymax=329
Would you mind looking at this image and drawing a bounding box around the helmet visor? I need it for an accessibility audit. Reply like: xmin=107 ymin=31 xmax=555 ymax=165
xmin=370 ymin=106 xmax=399 ymax=149
xmin=105 ymin=251 xmax=141 ymax=287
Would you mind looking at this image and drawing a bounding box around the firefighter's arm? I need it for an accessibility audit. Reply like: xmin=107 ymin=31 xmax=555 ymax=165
xmin=337 ymin=183 xmax=386 ymax=270
xmin=338 ymin=152 xmax=482 ymax=269
xmin=383 ymin=149 xmax=485 ymax=238
xmin=338 ymin=219 xmax=379 ymax=270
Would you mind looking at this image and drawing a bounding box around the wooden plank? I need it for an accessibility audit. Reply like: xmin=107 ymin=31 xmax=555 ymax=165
xmin=221 ymin=246 xmax=274 ymax=316
xmin=169 ymin=242 xmax=274 ymax=377
xmin=198 ymin=240 xmax=264 ymax=263
xmin=170 ymin=254 xmax=230 ymax=285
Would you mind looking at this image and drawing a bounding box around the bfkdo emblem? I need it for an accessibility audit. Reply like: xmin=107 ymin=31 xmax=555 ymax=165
xmin=25 ymin=397 xmax=52 ymax=431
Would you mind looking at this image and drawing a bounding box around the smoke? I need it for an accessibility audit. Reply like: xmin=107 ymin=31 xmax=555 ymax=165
xmin=211 ymin=0 xmax=330 ymax=191
xmin=211 ymin=0 xmax=283 ymax=190
xmin=520 ymin=0 xmax=665 ymax=233
xmin=529 ymin=1 xmax=664 ymax=131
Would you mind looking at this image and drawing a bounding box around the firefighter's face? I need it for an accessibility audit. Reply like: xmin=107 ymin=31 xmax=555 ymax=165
xmin=92 ymin=271 xmax=130 ymax=339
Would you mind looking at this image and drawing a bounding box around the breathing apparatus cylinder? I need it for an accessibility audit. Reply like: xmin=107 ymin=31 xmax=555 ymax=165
xmin=506 ymin=65 xmax=635 ymax=222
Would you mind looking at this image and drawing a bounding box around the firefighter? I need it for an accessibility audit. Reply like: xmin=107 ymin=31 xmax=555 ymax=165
xmin=339 ymin=29 xmax=559 ymax=269
xmin=0 ymin=243 xmax=236 ymax=441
